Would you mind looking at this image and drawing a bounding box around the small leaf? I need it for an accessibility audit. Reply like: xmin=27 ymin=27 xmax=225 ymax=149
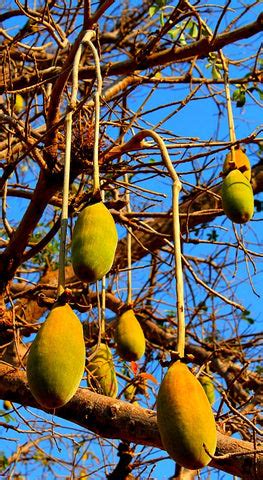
xmin=212 ymin=65 xmax=221 ymax=80
xmin=130 ymin=361 xmax=138 ymax=375
xmin=149 ymin=6 xmax=158 ymax=17
xmin=139 ymin=372 xmax=158 ymax=384
xmin=189 ymin=22 xmax=198 ymax=39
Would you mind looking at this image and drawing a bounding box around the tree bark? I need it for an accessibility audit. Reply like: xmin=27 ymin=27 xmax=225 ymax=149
xmin=0 ymin=363 xmax=261 ymax=479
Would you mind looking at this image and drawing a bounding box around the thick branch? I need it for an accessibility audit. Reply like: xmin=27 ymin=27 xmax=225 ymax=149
xmin=0 ymin=363 xmax=261 ymax=479
xmin=80 ymin=13 xmax=263 ymax=78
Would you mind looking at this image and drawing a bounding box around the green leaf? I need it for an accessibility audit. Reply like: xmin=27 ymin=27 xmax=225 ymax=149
xmin=189 ymin=22 xmax=198 ymax=39
xmin=236 ymin=92 xmax=246 ymax=107
xmin=212 ymin=65 xmax=221 ymax=80
xmin=160 ymin=11 xmax=165 ymax=26
xmin=149 ymin=6 xmax=158 ymax=17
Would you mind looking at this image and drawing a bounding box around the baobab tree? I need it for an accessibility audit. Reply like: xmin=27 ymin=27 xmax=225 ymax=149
xmin=0 ymin=1 xmax=262 ymax=479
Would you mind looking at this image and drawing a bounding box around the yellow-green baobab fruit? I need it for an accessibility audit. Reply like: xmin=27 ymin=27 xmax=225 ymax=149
xmin=26 ymin=303 xmax=85 ymax=409
xmin=87 ymin=343 xmax=118 ymax=398
xmin=115 ymin=309 xmax=145 ymax=362
xmin=221 ymin=169 xmax=254 ymax=224
xmin=14 ymin=94 xmax=25 ymax=113
xmin=124 ymin=382 xmax=137 ymax=402
xmin=157 ymin=361 xmax=217 ymax=470
xmin=199 ymin=374 xmax=215 ymax=405
xmin=71 ymin=202 xmax=118 ymax=283
xmin=3 ymin=400 xmax=12 ymax=410
xmin=223 ymin=148 xmax=251 ymax=181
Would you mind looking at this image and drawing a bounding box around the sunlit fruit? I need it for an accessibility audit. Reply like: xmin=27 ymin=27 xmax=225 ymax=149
xmin=14 ymin=94 xmax=24 ymax=113
xmin=115 ymin=309 xmax=145 ymax=362
xmin=71 ymin=202 xmax=118 ymax=283
xmin=221 ymin=169 xmax=254 ymax=224
xmin=199 ymin=374 xmax=215 ymax=405
xmin=26 ymin=303 xmax=85 ymax=409
xmin=223 ymin=148 xmax=251 ymax=181
xmin=157 ymin=361 xmax=217 ymax=470
xmin=87 ymin=343 xmax=118 ymax=397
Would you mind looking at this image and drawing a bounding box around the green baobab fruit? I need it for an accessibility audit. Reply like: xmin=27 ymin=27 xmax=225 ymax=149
xmin=221 ymin=170 xmax=254 ymax=224
xmin=124 ymin=382 xmax=137 ymax=402
xmin=71 ymin=202 xmax=118 ymax=283
xmin=157 ymin=361 xmax=217 ymax=470
xmin=26 ymin=303 xmax=85 ymax=409
xmin=223 ymin=148 xmax=251 ymax=180
xmin=87 ymin=343 xmax=118 ymax=398
xmin=115 ymin=309 xmax=145 ymax=362
xmin=199 ymin=374 xmax=215 ymax=405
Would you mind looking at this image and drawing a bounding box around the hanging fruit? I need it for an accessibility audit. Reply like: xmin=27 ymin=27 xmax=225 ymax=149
xmin=26 ymin=303 xmax=86 ymax=409
xmin=223 ymin=148 xmax=251 ymax=180
xmin=115 ymin=309 xmax=145 ymax=362
xmin=221 ymin=169 xmax=254 ymax=224
xmin=87 ymin=342 xmax=118 ymax=398
xmin=71 ymin=201 xmax=118 ymax=283
xmin=157 ymin=361 xmax=217 ymax=470
xmin=199 ymin=374 xmax=215 ymax=405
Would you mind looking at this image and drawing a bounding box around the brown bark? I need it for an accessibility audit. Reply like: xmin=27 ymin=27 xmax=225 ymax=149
xmin=0 ymin=363 xmax=261 ymax=479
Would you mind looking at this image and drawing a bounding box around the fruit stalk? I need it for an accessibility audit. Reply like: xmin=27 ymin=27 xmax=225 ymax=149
xmin=117 ymin=130 xmax=184 ymax=357
xmin=220 ymin=51 xmax=236 ymax=160
xmin=125 ymin=173 xmax=133 ymax=306
xmin=58 ymin=30 xmax=96 ymax=296
xmin=85 ymin=38 xmax=103 ymax=196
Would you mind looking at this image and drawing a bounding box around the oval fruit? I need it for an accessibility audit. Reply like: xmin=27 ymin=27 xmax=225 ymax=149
xmin=26 ymin=303 xmax=86 ymax=409
xmin=199 ymin=374 xmax=215 ymax=405
xmin=223 ymin=148 xmax=251 ymax=180
xmin=87 ymin=343 xmax=118 ymax=398
xmin=157 ymin=361 xmax=217 ymax=470
xmin=221 ymin=169 xmax=254 ymax=224
xmin=71 ymin=202 xmax=118 ymax=283
xmin=115 ymin=309 xmax=145 ymax=362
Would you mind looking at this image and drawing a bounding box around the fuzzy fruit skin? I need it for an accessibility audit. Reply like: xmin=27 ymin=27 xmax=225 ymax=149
xmin=157 ymin=361 xmax=217 ymax=470
xmin=223 ymin=148 xmax=251 ymax=181
xmin=26 ymin=304 xmax=85 ymax=409
xmin=71 ymin=202 xmax=118 ymax=283
xmin=199 ymin=375 xmax=215 ymax=405
xmin=87 ymin=343 xmax=118 ymax=398
xmin=221 ymin=170 xmax=254 ymax=224
xmin=115 ymin=309 xmax=145 ymax=362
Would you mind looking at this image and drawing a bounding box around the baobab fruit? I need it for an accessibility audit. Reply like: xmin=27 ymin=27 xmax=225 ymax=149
xmin=124 ymin=382 xmax=137 ymax=402
xmin=223 ymin=148 xmax=251 ymax=180
xmin=199 ymin=374 xmax=215 ymax=405
xmin=221 ymin=169 xmax=254 ymax=224
xmin=3 ymin=400 xmax=12 ymax=410
xmin=71 ymin=202 xmax=118 ymax=283
xmin=14 ymin=94 xmax=24 ymax=113
xmin=115 ymin=309 xmax=145 ymax=362
xmin=87 ymin=343 xmax=118 ymax=398
xmin=157 ymin=361 xmax=217 ymax=470
xmin=26 ymin=303 xmax=85 ymax=409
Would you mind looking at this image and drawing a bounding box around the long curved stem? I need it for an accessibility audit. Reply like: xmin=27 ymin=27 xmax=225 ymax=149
xmin=220 ymin=52 xmax=237 ymax=164
xmin=119 ymin=130 xmax=185 ymax=357
xmin=85 ymin=39 xmax=103 ymax=196
xmin=124 ymin=173 xmax=133 ymax=306
xmin=57 ymin=30 xmax=95 ymax=297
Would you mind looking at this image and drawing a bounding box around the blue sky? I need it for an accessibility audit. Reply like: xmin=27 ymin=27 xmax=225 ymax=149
xmin=0 ymin=1 xmax=262 ymax=478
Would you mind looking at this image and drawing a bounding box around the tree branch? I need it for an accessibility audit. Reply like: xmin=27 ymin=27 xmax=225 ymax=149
xmin=0 ymin=363 xmax=261 ymax=479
